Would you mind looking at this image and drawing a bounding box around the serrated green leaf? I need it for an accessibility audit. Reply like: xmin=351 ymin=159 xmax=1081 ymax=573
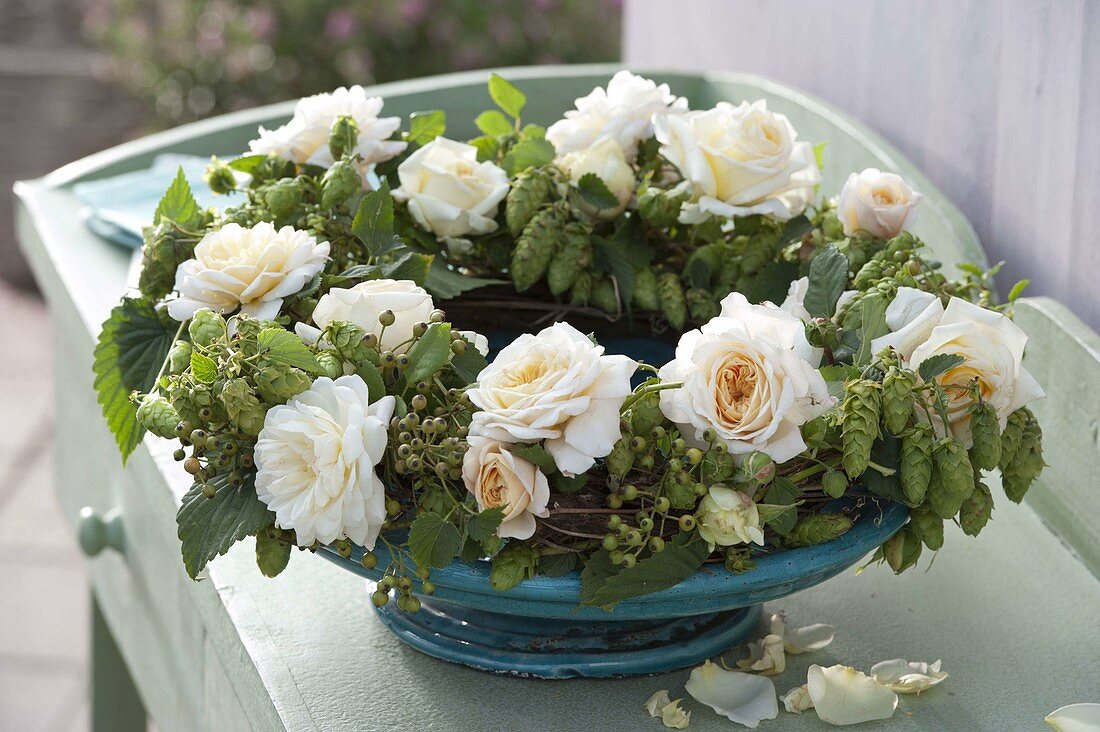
xmin=450 ymin=342 xmax=488 ymax=384
xmin=575 ymin=173 xmax=620 ymax=210
xmin=804 ymin=245 xmax=849 ymax=318
xmin=488 ymin=73 xmax=526 ymax=119
xmin=155 ymin=167 xmax=203 ymax=229
xmin=466 ymin=506 xmax=505 ymax=542
xmin=93 ymin=298 xmax=178 ymax=462
xmin=424 ymin=257 xmax=506 ymax=299
xmin=490 ymin=541 xmax=538 ymax=591
xmin=580 ymin=533 xmax=709 ymax=609
xmin=257 ymin=328 xmax=323 ymax=375
xmin=918 ymin=353 xmax=966 ymax=382
xmin=503 ymin=137 xmax=555 ymax=176
xmin=352 ymin=182 xmax=400 ymax=257
xmin=226 ymin=154 xmax=266 ymax=174
xmin=860 ymin=434 xmax=906 ymax=502
xmin=355 ymin=364 xmax=386 ymax=402
xmin=819 ymin=364 xmax=859 ymax=402
xmin=190 ymin=350 xmax=218 ymax=383
xmin=743 ymin=261 xmax=800 ymax=306
xmin=405 ymin=322 xmax=452 ymax=383
xmin=469 ymin=134 xmax=500 ymax=163
xmin=475 ymin=110 xmax=513 ymax=136
xmin=579 ymin=548 xmax=617 ymax=605
xmin=593 ymin=220 xmax=655 ymax=315
xmin=510 ymin=443 xmax=557 ymax=475
xmin=408 ymin=512 xmax=462 ymax=569
xmin=256 ymin=532 xmax=291 ymax=577
xmin=340 ymin=264 xmax=382 ymax=281
xmin=854 ymin=293 xmax=890 ymax=365
xmin=552 ymin=472 xmax=588 ymax=493
xmin=177 ymin=472 xmax=274 ymax=579
xmin=538 ymin=553 xmax=578 ymax=577
xmin=407 ymin=110 xmax=446 ymax=146
xmin=380 ymin=251 xmax=433 ymax=285
xmin=764 ymin=476 xmax=799 ymax=535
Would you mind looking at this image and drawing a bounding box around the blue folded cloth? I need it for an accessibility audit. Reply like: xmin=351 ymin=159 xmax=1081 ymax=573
xmin=72 ymin=154 xmax=244 ymax=248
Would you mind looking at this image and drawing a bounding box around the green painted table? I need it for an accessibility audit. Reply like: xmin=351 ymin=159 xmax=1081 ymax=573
xmin=14 ymin=65 xmax=1100 ymax=731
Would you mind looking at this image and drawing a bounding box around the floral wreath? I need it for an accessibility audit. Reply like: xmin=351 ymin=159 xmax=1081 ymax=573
xmin=94 ymin=72 xmax=1046 ymax=610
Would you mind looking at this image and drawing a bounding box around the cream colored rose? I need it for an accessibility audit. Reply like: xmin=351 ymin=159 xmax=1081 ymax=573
xmin=392 ymin=137 xmax=509 ymax=238
xmin=697 ymin=485 xmax=764 ymax=548
xmin=556 ymin=136 xmax=635 ymax=220
xmin=167 ymin=222 xmax=329 ymax=322
xmin=907 ymin=297 xmax=1044 ymax=446
xmin=254 ymin=375 xmax=395 ymax=548
xmin=837 ymin=168 xmax=923 ymax=239
xmin=461 ymin=437 xmax=550 ymax=540
xmin=297 ymin=278 xmax=434 ymax=354
xmin=467 ymin=322 xmax=636 ymax=476
xmin=249 ymin=86 xmax=407 ymax=170
xmin=659 ymin=293 xmax=833 ymax=462
xmin=869 ymin=286 xmax=944 ymax=359
xmin=780 ymin=276 xmax=857 ymax=323
xmin=547 ymin=70 xmax=688 ymax=160
xmin=654 ymin=100 xmax=821 ymax=224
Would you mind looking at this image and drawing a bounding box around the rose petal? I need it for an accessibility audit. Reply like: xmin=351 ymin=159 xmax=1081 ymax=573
xmin=685 ymin=660 xmax=778 ymax=728
xmin=870 ymin=659 xmax=948 ymax=694
xmin=660 ymin=699 xmax=692 ymax=729
xmin=736 ymin=634 xmax=786 ymax=675
xmin=806 ymin=664 xmax=898 ymax=726
xmin=767 ymin=611 xmax=835 ymax=654
xmin=645 ymin=690 xmax=672 ymax=717
xmin=1046 ymin=703 xmax=1100 ymax=732
xmin=781 ymin=685 xmax=815 ymax=714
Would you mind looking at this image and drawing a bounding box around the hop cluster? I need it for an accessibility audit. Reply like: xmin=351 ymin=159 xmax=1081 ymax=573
xmin=999 ymin=408 xmax=1045 ymax=503
xmin=841 ymin=379 xmax=882 ymax=477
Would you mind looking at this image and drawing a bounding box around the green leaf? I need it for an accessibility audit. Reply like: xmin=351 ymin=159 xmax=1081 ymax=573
xmin=1008 ymin=279 xmax=1030 ymax=303
xmin=488 ymin=73 xmax=526 ymax=119
xmin=510 ymin=443 xmax=558 ymax=475
xmin=861 ymin=434 xmax=906 ymax=502
xmin=177 ymin=472 xmax=274 ymax=579
xmin=355 ymin=364 xmax=386 ymax=402
xmin=854 ymin=293 xmax=889 ymax=365
xmin=475 ymin=110 xmax=514 ymax=137
xmin=255 ymin=532 xmax=291 ymax=578
xmin=552 ymin=472 xmax=589 ymax=493
xmin=190 ymin=350 xmax=218 ymax=384
xmin=804 ymin=245 xmax=849 ymax=318
xmin=466 ymin=506 xmax=505 ymax=543
xmin=351 ymin=182 xmax=400 ymax=257
xmin=154 ymin=167 xmax=203 ymax=229
xmin=575 ymin=173 xmax=620 ymax=210
xmin=407 ymin=110 xmax=446 ymax=146
xmin=450 ymin=342 xmax=488 ymax=384
xmin=743 ymin=261 xmax=800 ymax=306
xmin=918 ymin=353 xmax=966 ymax=382
xmin=408 ymin=512 xmax=462 ymax=569
xmin=538 ymin=553 xmax=578 ymax=578
xmin=490 ymin=541 xmax=538 ymax=591
xmin=819 ymin=364 xmax=860 ymax=402
xmin=257 ymin=328 xmax=323 ymax=375
xmin=469 ymin=134 xmax=500 ymax=163
xmin=381 ymin=251 xmax=433 ymax=285
xmin=593 ymin=220 xmax=655 ymax=315
xmin=93 ymin=297 xmax=178 ymax=462
xmin=503 ymin=137 xmax=555 ymax=176
xmin=424 ymin=258 xmax=506 ymax=299
xmin=405 ymin=322 xmax=453 ymax=383
xmin=579 ymin=549 xmax=617 ymax=605
xmin=227 ymin=154 xmax=266 ymax=174
xmin=763 ymin=476 xmax=799 ymax=535
xmin=813 ymin=142 xmax=827 ymax=171
xmin=580 ymin=533 xmax=710 ymax=609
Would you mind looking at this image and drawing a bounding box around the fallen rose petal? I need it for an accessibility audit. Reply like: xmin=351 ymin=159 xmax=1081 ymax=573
xmin=870 ymin=659 xmax=948 ymax=694
xmin=781 ymin=684 xmax=815 ymax=713
xmin=770 ymin=612 xmax=836 ymax=654
xmin=736 ymin=633 xmax=786 ymax=675
xmin=646 ymin=690 xmax=672 ymax=717
xmin=807 ymin=664 xmax=898 ymax=726
xmin=660 ymin=698 xmax=691 ymax=729
xmin=1046 ymin=704 xmax=1100 ymax=732
xmin=685 ymin=659 xmax=778 ymax=728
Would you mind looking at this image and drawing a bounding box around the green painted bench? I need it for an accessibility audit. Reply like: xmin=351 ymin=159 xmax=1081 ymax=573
xmin=14 ymin=65 xmax=1100 ymax=731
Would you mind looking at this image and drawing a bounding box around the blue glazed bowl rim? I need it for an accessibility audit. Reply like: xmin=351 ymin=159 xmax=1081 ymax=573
xmin=321 ymin=497 xmax=908 ymax=605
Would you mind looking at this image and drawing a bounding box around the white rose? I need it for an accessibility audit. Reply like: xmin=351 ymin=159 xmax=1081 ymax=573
xmin=556 ymin=136 xmax=635 ymax=220
xmin=299 ymin=279 xmax=434 ymax=354
xmin=907 ymin=297 xmax=1044 ymax=446
xmin=659 ymin=292 xmax=833 ymax=463
xmin=869 ymin=286 xmax=945 ymax=359
xmin=167 ymin=222 xmax=329 ymax=322
xmin=696 ymin=485 xmax=765 ymax=548
xmin=392 ymin=137 xmax=509 ymax=238
xmin=780 ymin=276 xmax=857 ymax=323
xmin=837 ymin=168 xmax=923 ymax=239
xmin=462 ymin=437 xmax=550 ymax=540
xmin=654 ymin=100 xmax=821 ymax=224
xmin=547 ymin=70 xmax=688 ymax=160
xmin=249 ymin=86 xmax=407 ymax=172
xmin=254 ymin=375 xmax=395 ymax=548
xmin=467 ymin=322 xmax=636 ymax=476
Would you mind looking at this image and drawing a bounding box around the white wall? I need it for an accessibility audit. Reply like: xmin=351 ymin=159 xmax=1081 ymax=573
xmin=624 ymin=0 xmax=1100 ymax=331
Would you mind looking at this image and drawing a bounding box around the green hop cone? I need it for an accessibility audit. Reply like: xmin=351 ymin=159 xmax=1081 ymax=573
xmin=629 ymin=392 xmax=664 ymax=436
xmin=999 ymin=408 xmax=1028 ymax=469
xmin=822 ymin=470 xmax=849 ymax=499
xmin=881 ymin=367 xmax=916 ymax=434
xmin=591 ymin=278 xmax=619 ymax=314
xmin=633 ymin=267 xmax=660 ymax=312
xmin=605 ymin=439 xmax=635 ymax=480
xmin=700 ymin=448 xmax=737 ymax=484
xmin=900 ymin=422 xmax=935 ymax=505
xmin=788 ymin=513 xmax=854 ymax=547
xmin=168 ymin=340 xmax=193 ymax=375
xmin=926 ymin=471 xmax=964 ymax=519
xmin=316 ymin=351 xmax=343 ymax=379
xmin=657 ymin=273 xmax=687 ymax=330
xmin=189 ymin=309 xmax=227 ymax=348
xmin=934 ymin=437 xmax=975 ymax=501
xmin=220 ymin=379 xmax=266 ymax=437
xmin=139 ymin=223 xmax=197 ymax=300
xmin=546 ymin=223 xmax=592 ymax=295
xmin=1001 ymin=408 xmax=1044 ymax=503
xmin=821 ymin=210 xmax=844 ymax=240
xmin=320 ymin=158 xmax=361 ymax=209
xmin=204 ymin=157 xmax=237 ymax=195
xmin=328 ymin=114 xmax=359 ymax=160
xmin=136 ymin=394 xmax=181 ymax=439
xmin=908 ymin=509 xmax=945 ymax=551
xmin=324 ymin=321 xmax=374 ymax=364
xmin=506 ymin=169 xmax=553 ymax=236
xmin=723 ymin=547 xmax=757 ymax=574
xmin=511 ymin=203 xmax=566 ymax=292
xmin=254 ymin=366 xmax=312 ymax=403
xmin=841 ymin=379 xmax=882 ymax=478
xmin=960 ymin=479 xmax=994 ymax=536
xmin=570 ymin=271 xmax=593 ymax=306
xmin=636 ymin=184 xmax=687 ymax=228
xmin=263 ymin=177 xmax=304 ymax=219
xmin=969 ymin=401 xmax=1002 ymax=471
xmin=686 ymin=288 xmax=720 ymax=322
xmin=881 ymin=526 xmax=923 ymax=573
xmin=853 ymin=260 xmax=884 ymax=290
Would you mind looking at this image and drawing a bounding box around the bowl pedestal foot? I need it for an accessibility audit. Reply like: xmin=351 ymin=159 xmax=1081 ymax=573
xmin=373 ymin=596 xmax=763 ymax=679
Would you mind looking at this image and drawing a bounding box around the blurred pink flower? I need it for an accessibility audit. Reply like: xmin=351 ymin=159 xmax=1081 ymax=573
xmin=324 ymin=9 xmax=359 ymax=41
xmin=246 ymin=7 xmax=278 ymax=41
xmin=401 ymin=0 xmax=431 ymax=25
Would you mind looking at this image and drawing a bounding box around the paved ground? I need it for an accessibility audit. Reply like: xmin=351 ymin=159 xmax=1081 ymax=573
xmin=0 ymin=281 xmax=90 ymax=731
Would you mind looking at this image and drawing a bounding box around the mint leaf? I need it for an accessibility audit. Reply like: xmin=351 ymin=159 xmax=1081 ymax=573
xmin=489 ymin=541 xmax=537 ymax=591
xmin=176 ymin=471 xmax=274 ymax=579
xmin=804 ymin=245 xmax=849 ymax=318
xmin=352 ymin=182 xmax=400 ymax=257
xmin=466 ymin=506 xmax=505 ymax=543
xmin=502 ymin=137 xmax=555 ymax=175
xmin=257 ymin=328 xmax=323 ymax=375
xmin=510 ymin=443 xmax=557 ymax=475
xmin=405 ymin=322 xmax=452 ymax=383
xmin=155 ymin=167 xmax=203 ymax=229
xmin=408 ymin=512 xmax=462 ymax=569
xmin=424 ymin=258 xmax=505 ymax=299
xmin=407 ymin=110 xmax=446 ymax=146
xmin=580 ymin=533 xmax=710 ymax=609
xmin=488 ymin=73 xmax=526 ymax=119
xmin=190 ymin=350 xmax=218 ymax=383
xmin=475 ymin=110 xmax=513 ymax=137
xmin=256 ymin=532 xmax=291 ymax=578
xmin=918 ymin=353 xmax=966 ymax=382
xmin=575 ymin=173 xmax=619 ymax=211
xmin=93 ymin=297 xmax=178 ymax=462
